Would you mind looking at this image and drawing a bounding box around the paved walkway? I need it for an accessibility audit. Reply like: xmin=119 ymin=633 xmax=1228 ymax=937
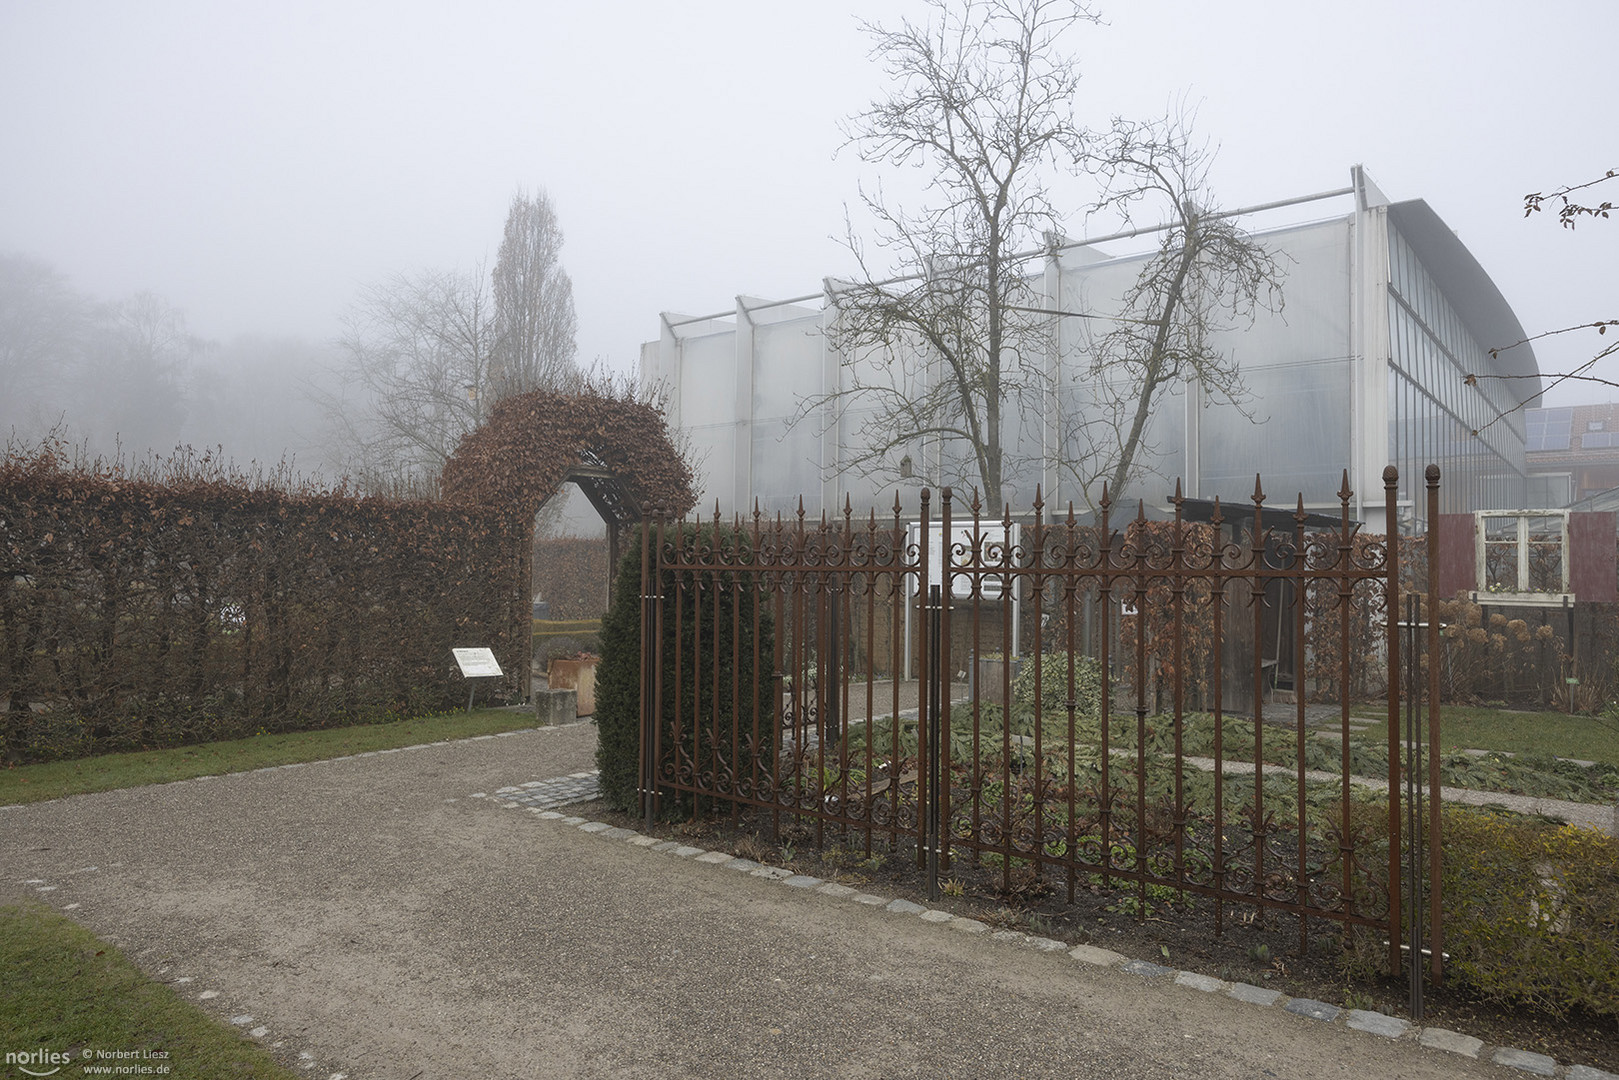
xmin=0 ymin=724 xmax=1608 ymax=1080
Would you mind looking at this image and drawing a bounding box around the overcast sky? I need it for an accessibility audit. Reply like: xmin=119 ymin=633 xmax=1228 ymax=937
xmin=3 ymin=0 xmax=1615 ymax=411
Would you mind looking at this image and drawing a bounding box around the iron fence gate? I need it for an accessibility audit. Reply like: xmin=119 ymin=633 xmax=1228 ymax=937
xmin=639 ymin=466 xmax=1443 ymax=976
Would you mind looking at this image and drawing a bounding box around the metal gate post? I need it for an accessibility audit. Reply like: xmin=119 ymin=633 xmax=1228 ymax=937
xmin=639 ymin=514 xmax=663 ymax=832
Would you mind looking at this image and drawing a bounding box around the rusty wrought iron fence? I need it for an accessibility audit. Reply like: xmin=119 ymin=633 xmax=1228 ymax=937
xmin=638 ymin=466 xmax=1443 ymax=975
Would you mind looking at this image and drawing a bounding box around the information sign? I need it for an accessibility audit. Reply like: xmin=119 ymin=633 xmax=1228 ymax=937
xmin=452 ymin=648 xmax=503 ymax=679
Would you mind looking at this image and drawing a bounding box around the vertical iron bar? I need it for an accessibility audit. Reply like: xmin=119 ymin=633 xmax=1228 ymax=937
xmin=730 ymin=520 xmax=742 ymax=819
xmin=640 ymin=515 xmax=657 ymax=832
xmin=1211 ymin=499 xmax=1227 ymax=936
xmin=813 ymin=516 xmax=827 ymax=850
xmin=1134 ymin=502 xmax=1149 ymax=918
xmin=940 ymin=488 xmax=954 ymax=875
xmin=706 ymin=509 xmax=720 ymax=819
xmin=1000 ymin=500 xmax=1014 ymax=894
xmin=927 ymin=584 xmax=943 ymax=901
xmin=771 ymin=513 xmax=786 ymax=840
xmin=917 ymin=489 xmax=932 ymax=871
xmin=1338 ymin=474 xmax=1355 ymax=920
xmin=970 ymin=493 xmax=984 ymax=867
xmin=864 ymin=509 xmax=877 ymax=858
xmin=891 ymin=496 xmax=904 ymax=855
xmin=749 ymin=506 xmax=764 ymax=822
xmin=1406 ymin=592 xmax=1424 ymax=1022
xmin=1031 ymin=491 xmax=1045 ymax=885
xmin=1171 ymin=485 xmax=1187 ymax=901
xmin=1099 ymin=485 xmax=1113 ymax=889
xmin=1251 ymin=479 xmax=1268 ymax=917
xmin=1065 ymin=504 xmax=1079 ymax=904
xmin=1295 ymin=498 xmax=1310 ymax=956
xmin=1384 ymin=464 xmax=1403 ymax=975
xmin=1426 ymin=465 xmax=1444 ymax=984
xmin=672 ymin=518 xmax=687 ymax=814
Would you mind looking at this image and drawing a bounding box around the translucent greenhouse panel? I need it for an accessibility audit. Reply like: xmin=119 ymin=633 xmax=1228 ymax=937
xmin=753 ymin=314 xmax=824 ymax=426
xmin=1198 ymin=357 xmax=1352 ymax=505
xmin=678 ymin=331 xmax=738 ymax=431
xmin=687 ymin=422 xmax=738 ymax=515
xmin=751 ymin=415 xmax=823 ymax=516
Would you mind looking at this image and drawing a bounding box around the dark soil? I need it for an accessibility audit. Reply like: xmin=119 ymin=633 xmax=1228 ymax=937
xmin=575 ymin=798 xmax=1619 ymax=1073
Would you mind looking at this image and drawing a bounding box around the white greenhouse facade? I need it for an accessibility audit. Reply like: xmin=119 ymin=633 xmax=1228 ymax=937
xmin=641 ymin=168 xmax=1539 ymax=532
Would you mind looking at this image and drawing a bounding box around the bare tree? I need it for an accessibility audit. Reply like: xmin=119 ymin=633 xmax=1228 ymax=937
xmin=1467 ymin=169 xmax=1619 ymax=431
xmin=318 ymin=268 xmax=499 ymax=490
xmin=0 ymin=253 xmax=90 ymax=438
xmin=84 ymin=291 xmax=197 ymax=453
xmin=1523 ymin=168 xmax=1616 ymax=229
xmin=1067 ymin=115 xmax=1283 ymax=507
xmin=816 ymin=0 xmax=1096 ymax=515
xmin=492 ymin=188 xmax=579 ymax=399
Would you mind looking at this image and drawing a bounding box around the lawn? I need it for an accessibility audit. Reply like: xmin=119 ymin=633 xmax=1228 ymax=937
xmin=0 ymin=707 xmax=546 ymax=807
xmin=0 ymin=900 xmax=301 ymax=1079
xmin=1354 ymin=704 xmax=1619 ymax=767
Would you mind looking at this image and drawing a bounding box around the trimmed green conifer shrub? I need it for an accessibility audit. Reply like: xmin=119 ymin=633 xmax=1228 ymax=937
xmin=595 ymin=524 xmax=776 ymax=814
xmin=1439 ymin=806 xmax=1619 ymax=1016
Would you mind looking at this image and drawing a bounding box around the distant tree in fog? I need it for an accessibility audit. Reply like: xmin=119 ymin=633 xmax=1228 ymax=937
xmin=77 ymin=291 xmax=197 ymax=455
xmin=318 ymin=188 xmax=582 ymax=493
xmin=491 ymin=188 xmax=579 ymax=399
xmin=0 ymin=253 xmax=87 ymax=437
xmin=0 ymin=259 xmax=196 ymax=458
xmin=319 ymin=267 xmax=499 ymax=490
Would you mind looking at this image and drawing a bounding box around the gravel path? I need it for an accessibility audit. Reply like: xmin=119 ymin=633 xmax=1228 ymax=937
xmin=0 ymin=722 xmax=1555 ymax=1079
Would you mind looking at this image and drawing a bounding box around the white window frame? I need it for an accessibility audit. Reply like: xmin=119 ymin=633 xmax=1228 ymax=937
xmin=1472 ymin=509 xmax=1572 ymax=606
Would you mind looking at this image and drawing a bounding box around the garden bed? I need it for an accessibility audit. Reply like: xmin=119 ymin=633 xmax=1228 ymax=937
xmin=576 ymin=797 xmax=1619 ymax=1070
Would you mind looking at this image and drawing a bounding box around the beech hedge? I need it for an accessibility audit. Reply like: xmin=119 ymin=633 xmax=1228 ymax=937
xmin=0 ymin=444 xmax=526 ymax=763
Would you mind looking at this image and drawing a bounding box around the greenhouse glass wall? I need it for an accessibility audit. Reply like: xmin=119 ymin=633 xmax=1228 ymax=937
xmin=642 ymin=168 xmax=1539 ymax=532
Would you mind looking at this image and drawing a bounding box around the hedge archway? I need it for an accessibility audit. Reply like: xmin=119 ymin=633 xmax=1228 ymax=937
xmin=440 ymin=388 xmax=697 ymax=697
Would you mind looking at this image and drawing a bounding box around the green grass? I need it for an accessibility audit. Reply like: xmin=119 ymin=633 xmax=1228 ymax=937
xmin=0 ymin=708 xmax=543 ymax=807
xmin=0 ymin=900 xmax=300 ymax=1079
xmin=1354 ymin=705 xmax=1619 ymax=767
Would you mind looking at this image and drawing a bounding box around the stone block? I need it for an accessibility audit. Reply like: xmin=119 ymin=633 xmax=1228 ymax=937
xmin=1226 ymin=982 xmax=1282 ymax=1006
xmin=1282 ymin=998 xmax=1340 ymax=1022
xmin=1567 ymin=1066 xmax=1619 ymax=1080
xmin=1345 ymin=1010 xmax=1410 ymax=1038
xmin=1174 ymin=971 xmax=1227 ymax=993
xmin=1417 ymin=1028 xmax=1482 ymax=1057
xmin=1491 ymin=1048 xmax=1557 ymax=1076
xmin=534 ymin=689 xmax=577 ymax=726
xmin=1068 ymin=944 xmax=1124 ymax=967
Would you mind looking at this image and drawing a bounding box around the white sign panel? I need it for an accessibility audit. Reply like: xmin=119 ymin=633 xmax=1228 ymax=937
xmin=907 ymin=522 xmax=1018 ymax=601
xmin=452 ymin=648 xmax=504 ymax=678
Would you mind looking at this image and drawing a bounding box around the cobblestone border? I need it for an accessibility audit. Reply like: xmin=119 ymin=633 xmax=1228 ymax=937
xmin=496 ymin=777 xmax=1617 ymax=1080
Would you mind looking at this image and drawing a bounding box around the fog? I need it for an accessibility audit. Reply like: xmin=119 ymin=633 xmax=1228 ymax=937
xmin=2 ymin=0 xmax=1614 ymax=475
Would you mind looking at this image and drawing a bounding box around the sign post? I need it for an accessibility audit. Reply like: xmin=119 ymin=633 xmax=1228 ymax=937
xmin=452 ymin=647 xmax=504 ymax=712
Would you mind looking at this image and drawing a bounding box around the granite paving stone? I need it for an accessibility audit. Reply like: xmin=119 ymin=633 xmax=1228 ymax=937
xmin=1226 ymin=983 xmax=1283 ymax=1007
xmin=1491 ymin=1048 xmax=1558 ymax=1076
xmin=1345 ymin=1011 xmax=1410 ymax=1039
xmin=1417 ymin=1028 xmax=1483 ymax=1057
xmin=1068 ymin=945 xmax=1124 ymax=967
xmin=1282 ymin=998 xmax=1340 ymax=1022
